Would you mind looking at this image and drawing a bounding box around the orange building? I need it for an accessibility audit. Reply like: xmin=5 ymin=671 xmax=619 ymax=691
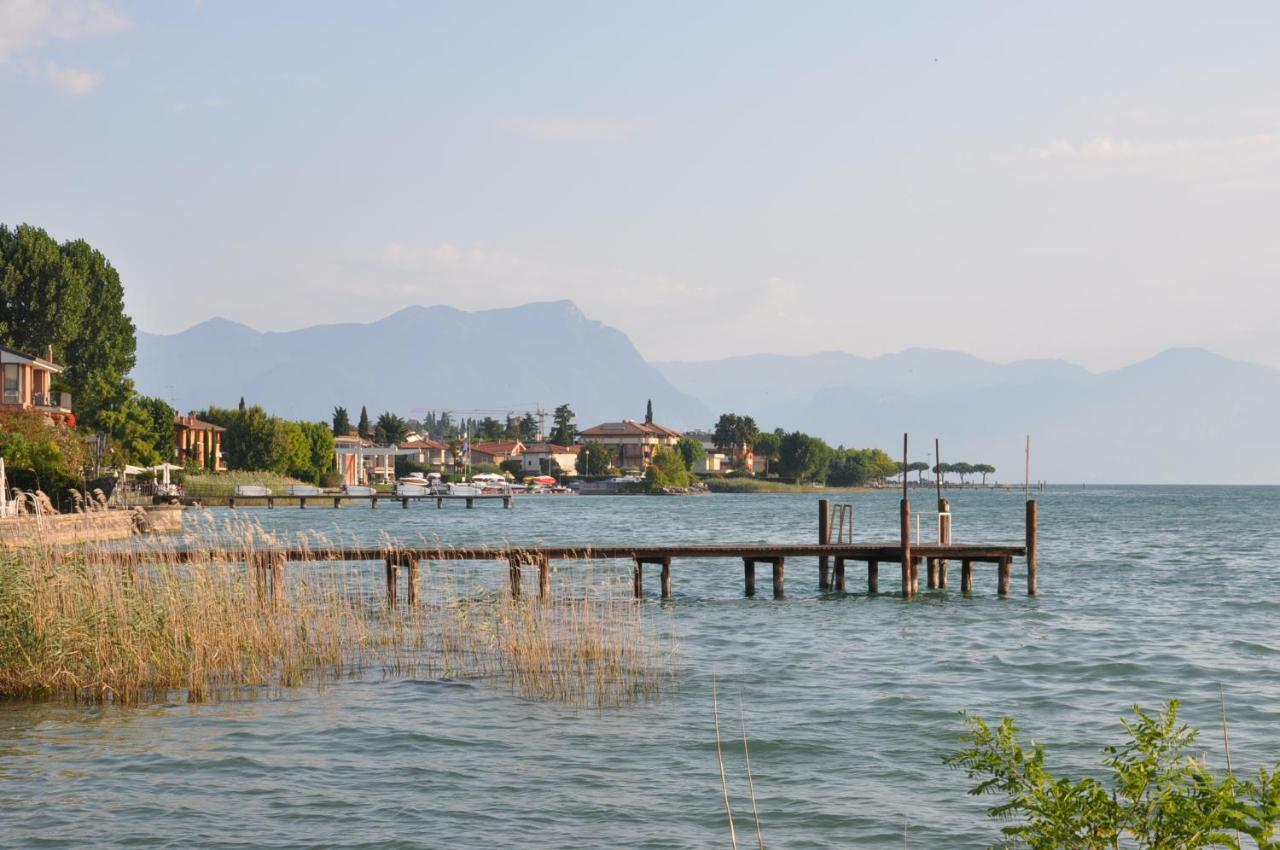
xmin=174 ymin=413 xmax=226 ymax=471
xmin=0 ymin=344 xmax=75 ymax=426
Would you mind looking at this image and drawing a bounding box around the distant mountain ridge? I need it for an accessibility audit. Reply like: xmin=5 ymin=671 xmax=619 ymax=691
xmin=134 ymin=300 xmax=708 ymax=430
xmin=134 ymin=302 xmax=1280 ymax=484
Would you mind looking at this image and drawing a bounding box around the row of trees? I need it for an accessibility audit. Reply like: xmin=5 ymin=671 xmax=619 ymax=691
xmin=898 ymin=461 xmax=998 ymax=485
xmin=710 ymin=413 xmax=900 ymax=486
xmin=199 ymin=405 xmax=337 ymax=485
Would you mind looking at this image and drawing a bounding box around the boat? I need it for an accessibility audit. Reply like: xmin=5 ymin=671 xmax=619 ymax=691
xmin=235 ymin=485 xmax=272 ymax=497
xmin=288 ymin=485 xmax=321 ymax=497
xmin=343 ymin=485 xmax=376 ymax=497
xmin=447 ymin=482 xmax=481 ymax=496
xmin=395 ymin=483 xmax=429 ymax=497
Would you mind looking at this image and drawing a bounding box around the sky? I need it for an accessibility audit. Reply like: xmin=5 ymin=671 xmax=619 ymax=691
xmin=2 ymin=0 xmax=1279 ymax=370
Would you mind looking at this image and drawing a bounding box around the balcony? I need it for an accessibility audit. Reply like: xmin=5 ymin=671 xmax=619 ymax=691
xmin=33 ymin=391 xmax=73 ymax=411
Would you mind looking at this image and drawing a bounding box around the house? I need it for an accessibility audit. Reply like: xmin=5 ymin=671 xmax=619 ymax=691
xmin=335 ymin=435 xmax=397 ymax=486
xmin=0 ymin=345 xmax=74 ymax=426
xmin=397 ymin=439 xmax=449 ymax=467
xmin=576 ymin=420 xmax=682 ymax=471
xmin=174 ymin=413 xmax=226 ymax=471
xmin=520 ymin=442 xmax=580 ymax=476
xmin=470 ymin=441 xmax=525 ymax=466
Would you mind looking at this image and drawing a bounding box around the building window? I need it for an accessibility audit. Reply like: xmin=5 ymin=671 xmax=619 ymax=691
xmin=3 ymin=364 xmax=20 ymax=405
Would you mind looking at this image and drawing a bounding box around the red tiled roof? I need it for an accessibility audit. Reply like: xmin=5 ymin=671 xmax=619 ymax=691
xmin=174 ymin=415 xmax=226 ymax=432
xmin=523 ymin=442 xmax=575 ymax=454
xmin=400 ymin=439 xmax=448 ymax=450
xmin=471 ymin=441 xmax=524 ymax=456
xmin=578 ymin=421 xmax=683 ymax=439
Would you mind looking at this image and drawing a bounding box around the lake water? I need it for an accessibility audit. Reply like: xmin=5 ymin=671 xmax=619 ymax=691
xmin=3 ymin=487 xmax=1279 ymax=848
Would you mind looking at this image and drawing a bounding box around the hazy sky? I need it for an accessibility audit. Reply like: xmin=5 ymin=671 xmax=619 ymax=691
xmin=2 ymin=1 xmax=1278 ymax=369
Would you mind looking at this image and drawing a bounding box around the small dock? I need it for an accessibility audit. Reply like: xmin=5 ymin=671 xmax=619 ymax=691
xmin=188 ymin=493 xmax=515 ymax=510
xmin=120 ymin=490 xmax=1039 ymax=605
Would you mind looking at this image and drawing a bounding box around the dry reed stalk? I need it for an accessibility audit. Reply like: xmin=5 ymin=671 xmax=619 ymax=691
xmin=0 ymin=515 xmax=675 ymax=707
xmin=713 ymin=674 xmax=739 ymax=850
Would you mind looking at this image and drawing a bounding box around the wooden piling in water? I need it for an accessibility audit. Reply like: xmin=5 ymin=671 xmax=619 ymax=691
xmin=406 ymin=556 xmax=419 ymax=606
xmin=333 ymin=497 xmax=341 ymax=509
xmin=938 ymin=496 xmax=951 ymax=589
xmin=743 ymin=558 xmax=756 ymax=597
xmin=818 ymin=499 xmax=831 ymax=590
xmin=868 ymin=558 xmax=879 ymax=594
xmin=633 ymin=558 xmax=644 ymax=599
xmin=384 ymin=556 xmax=399 ymax=607
xmin=1026 ymin=499 xmax=1039 ymax=596
xmin=900 ymin=499 xmax=913 ymax=598
xmin=508 ymin=555 xmax=522 ymax=599
xmin=772 ymin=558 xmax=785 ymax=599
xmin=927 ymin=559 xmax=938 ymax=590
xmin=998 ymin=556 xmax=1012 ymax=596
xmin=538 ymin=553 xmax=550 ymax=599
xmin=833 ymin=556 xmax=846 ymax=591
xmin=401 ymin=497 xmax=409 ymax=509
xmin=961 ymin=558 xmax=973 ymax=593
xmin=661 ymin=556 xmax=672 ymax=598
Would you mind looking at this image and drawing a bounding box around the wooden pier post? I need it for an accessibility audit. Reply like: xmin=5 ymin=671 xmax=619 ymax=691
xmin=267 ymin=496 xmax=274 ymax=509
xmin=661 ymin=556 xmax=672 ymax=598
xmin=911 ymin=557 xmax=921 ymax=595
xmin=818 ymin=499 xmax=831 ymax=590
xmin=300 ymin=497 xmax=306 ymax=509
xmin=406 ymin=556 xmax=419 ymax=606
xmin=371 ymin=497 xmax=377 ymax=509
xmin=927 ymin=559 xmax=938 ymax=590
xmin=333 ymin=497 xmax=341 ymax=509
xmin=270 ymin=553 xmax=285 ymax=602
xmin=833 ymin=556 xmax=846 ymax=591
xmin=998 ymin=556 xmax=1012 ymax=596
xmin=900 ymin=499 xmax=913 ymax=597
xmin=504 ymin=496 xmax=512 ymax=509
xmin=633 ymin=558 xmax=644 ymax=599
xmin=937 ymin=496 xmax=951 ymax=589
xmin=743 ymin=558 xmax=756 ymax=597
xmin=437 ymin=497 xmax=443 ymax=509
xmin=961 ymin=558 xmax=974 ymax=593
xmin=772 ymin=557 xmax=785 ymax=599
xmin=229 ymin=497 xmax=236 ymax=509
xmin=868 ymin=558 xmax=879 ymax=594
xmin=401 ymin=497 xmax=409 ymax=509
xmin=466 ymin=497 xmax=474 ymax=509
xmin=508 ymin=555 xmax=522 ymax=599
xmin=384 ymin=555 xmax=399 ymax=608
xmin=1026 ymin=499 xmax=1039 ymax=596
xmin=538 ymin=554 xmax=551 ymax=600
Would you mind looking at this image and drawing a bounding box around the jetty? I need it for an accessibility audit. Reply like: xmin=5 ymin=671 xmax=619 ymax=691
xmin=114 ymin=494 xmax=1037 ymax=604
xmin=192 ymin=493 xmax=515 ymax=510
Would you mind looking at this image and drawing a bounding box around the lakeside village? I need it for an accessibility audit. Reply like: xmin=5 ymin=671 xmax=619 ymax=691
xmin=4 ymin=339 xmax=1002 ymax=510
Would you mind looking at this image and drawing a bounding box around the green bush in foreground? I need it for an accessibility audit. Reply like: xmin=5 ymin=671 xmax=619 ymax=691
xmin=947 ymin=700 xmax=1280 ymax=849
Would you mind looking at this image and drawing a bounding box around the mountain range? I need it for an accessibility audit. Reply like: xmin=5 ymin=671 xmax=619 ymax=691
xmin=134 ymin=301 xmax=1280 ymax=484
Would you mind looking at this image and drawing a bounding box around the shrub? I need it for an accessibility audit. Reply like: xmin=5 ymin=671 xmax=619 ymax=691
xmin=947 ymin=700 xmax=1280 ymax=849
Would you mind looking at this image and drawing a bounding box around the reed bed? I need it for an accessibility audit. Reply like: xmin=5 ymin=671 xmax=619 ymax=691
xmin=0 ymin=512 xmax=675 ymax=707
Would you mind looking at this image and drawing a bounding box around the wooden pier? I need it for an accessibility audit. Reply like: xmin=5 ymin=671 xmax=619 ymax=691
xmin=201 ymin=493 xmax=515 ymax=510
xmin=126 ymin=534 xmax=1030 ymax=606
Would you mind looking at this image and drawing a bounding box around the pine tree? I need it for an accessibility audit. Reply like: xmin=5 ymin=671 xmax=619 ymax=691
xmin=357 ymin=406 xmax=370 ymax=439
xmin=238 ymin=396 xmax=246 ymax=412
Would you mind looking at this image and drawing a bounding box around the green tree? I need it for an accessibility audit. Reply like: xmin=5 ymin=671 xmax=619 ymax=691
xmin=645 ymin=399 xmax=653 ymax=425
xmin=0 ymin=409 xmax=89 ymax=496
xmin=272 ymin=420 xmax=312 ymax=478
xmin=374 ymin=411 xmax=408 ymax=445
xmin=222 ymin=405 xmax=277 ymax=471
xmin=550 ymin=404 xmax=576 ymax=446
xmin=133 ymin=396 xmax=176 ymax=463
xmin=578 ymin=440 xmax=614 ymax=475
xmin=974 ymin=463 xmax=996 ymax=485
xmin=357 ymin=406 xmax=370 ymax=440
xmin=645 ymin=446 xmax=690 ymax=490
xmin=753 ymin=430 xmax=782 ymax=470
xmin=947 ymin=700 xmax=1280 ymax=850
xmin=675 ymin=436 xmax=706 ymax=471
xmin=713 ymin=413 xmax=759 ymax=455
xmin=499 ymin=458 xmax=524 ymax=479
xmin=518 ymin=413 xmax=539 ymax=442
xmin=776 ymin=431 xmax=833 ymax=482
xmin=298 ymin=421 xmax=336 ymax=483
xmin=476 ymin=416 xmax=503 ymax=442
xmin=332 ymin=406 xmax=351 ymax=436
xmin=0 ymin=225 xmax=137 ymax=431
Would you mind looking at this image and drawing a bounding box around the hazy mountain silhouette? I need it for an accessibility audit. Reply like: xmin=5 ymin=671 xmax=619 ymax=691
xmin=135 ymin=302 xmax=1280 ymax=483
xmin=134 ymin=301 xmax=708 ymax=430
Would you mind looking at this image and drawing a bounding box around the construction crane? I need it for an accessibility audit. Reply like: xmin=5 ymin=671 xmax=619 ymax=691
xmin=410 ymin=403 xmax=548 ymax=441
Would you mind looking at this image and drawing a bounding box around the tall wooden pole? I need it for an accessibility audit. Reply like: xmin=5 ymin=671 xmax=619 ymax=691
xmin=818 ymin=498 xmax=831 ymax=591
xmin=901 ymin=433 xmax=912 ymax=597
xmin=1026 ymin=499 xmax=1039 ymax=596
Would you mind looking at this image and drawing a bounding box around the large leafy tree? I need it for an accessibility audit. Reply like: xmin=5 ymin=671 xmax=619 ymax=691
xmin=550 ymin=404 xmax=576 ymax=446
xmin=713 ymin=413 xmax=759 ymax=455
xmin=675 ymin=436 xmax=706 ymax=471
xmin=0 ymin=225 xmax=136 ymax=430
xmin=374 ymin=411 xmax=408 ymax=445
xmin=578 ymin=440 xmax=614 ymax=475
xmin=332 ymin=406 xmax=351 ymax=436
xmin=777 ymin=430 xmax=833 ymax=482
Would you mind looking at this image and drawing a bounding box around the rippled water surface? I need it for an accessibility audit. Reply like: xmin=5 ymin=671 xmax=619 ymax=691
xmin=3 ymin=487 xmax=1279 ymax=848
